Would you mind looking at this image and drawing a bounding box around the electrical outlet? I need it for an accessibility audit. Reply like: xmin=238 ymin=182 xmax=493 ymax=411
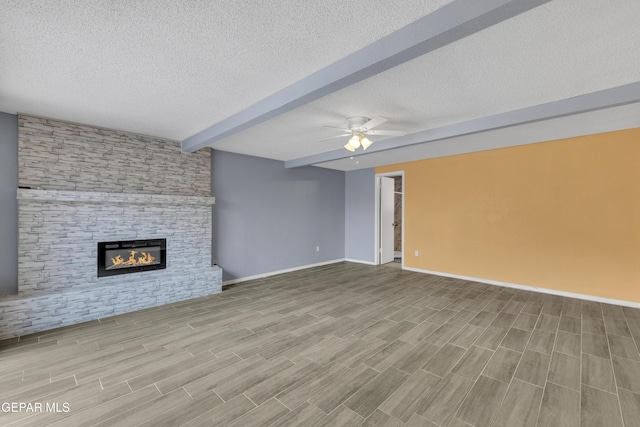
xmin=414 ymin=250 xmax=419 ymax=256
xmin=316 ymin=246 xmax=320 ymax=252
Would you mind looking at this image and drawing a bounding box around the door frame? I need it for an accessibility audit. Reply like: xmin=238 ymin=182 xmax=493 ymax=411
xmin=374 ymin=171 xmax=405 ymax=268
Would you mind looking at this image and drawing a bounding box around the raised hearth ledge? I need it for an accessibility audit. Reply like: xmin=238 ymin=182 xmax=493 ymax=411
xmin=17 ymin=189 xmax=215 ymax=205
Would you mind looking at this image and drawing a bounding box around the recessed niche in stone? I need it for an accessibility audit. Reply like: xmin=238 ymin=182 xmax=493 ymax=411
xmin=98 ymin=239 xmax=166 ymax=278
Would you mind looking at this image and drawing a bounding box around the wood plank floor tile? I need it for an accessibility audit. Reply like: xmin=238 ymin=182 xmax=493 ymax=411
xmin=361 ymin=340 xmax=414 ymax=371
xmin=181 ymin=394 xmax=257 ymax=427
xmin=379 ymin=369 xmax=441 ymax=422
xmin=417 ymin=373 xmax=474 ymax=425
xmin=514 ymin=350 xmax=551 ymax=387
xmin=392 ymin=340 xmax=440 ymax=374
xmin=422 ymin=344 xmax=467 ymax=378
xmin=536 ymin=314 xmax=560 ymax=333
xmin=344 ymin=367 xmax=408 ymax=418
xmin=275 ymin=364 xmax=351 ymax=411
xmin=313 ymin=405 xmax=365 ymax=427
xmin=376 ymin=320 xmax=419 ymax=342
xmin=526 ymin=329 xmax=555 ymax=355
xmin=554 ymin=330 xmax=581 ymax=358
xmin=583 ymin=316 xmax=606 ymax=335
xmin=583 ymin=332 xmax=611 ymax=359
xmin=602 ymin=304 xmax=626 ymax=319
xmin=449 ymin=324 xmax=485 ymax=348
xmin=93 ymin=388 xmax=191 ymax=427
xmin=310 ymin=364 xmax=380 ymax=414
xmin=581 ymin=353 xmax=616 ymax=393
xmin=244 ymin=358 xmax=323 ymax=405
xmin=558 ymin=315 xmax=581 ymax=334
xmin=512 ymin=313 xmax=539 ymax=331
xmin=404 ymin=413 xmax=439 ymax=427
xmin=155 ymin=352 xmax=241 ymax=395
xmin=423 ymin=323 xmax=462 ymax=346
xmin=547 ymin=351 xmax=580 ymax=391
xmin=3 ymin=376 xmax=77 ymax=404
xmin=608 ymin=334 xmax=640 ymax=361
xmin=482 ymin=347 xmax=521 ymax=383
xmin=52 ymin=385 xmax=163 ymax=427
xmin=226 ymin=398 xmax=290 ymax=427
xmin=399 ymin=322 xmax=439 ymax=345
xmin=270 ymin=402 xmax=326 ymax=427
xmin=183 ymin=354 xmax=262 ymax=397
xmin=536 ymin=382 xmax=579 ymax=427
xmin=455 ymin=375 xmax=508 ymax=427
xmin=611 ymin=355 xmax=640 ymax=393
xmin=490 ymin=312 xmax=517 ymax=330
xmin=2 ymin=263 xmax=639 ymax=427
xmin=216 ymin=357 xmax=295 ymax=401
xmin=127 ymin=349 xmax=216 ymax=391
xmin=361 ymin=409 xmax=403 ymax=427
xmin=450 ymin=346 xmax=493 ymax=381
xmin=618 ymin=388 xmax=640 ymax=427
xmin=468 ymin=311 xmax=498 ymax=328
xmin=500 ymin=328 xmax=531 ymax=352
xmin=583 ymin=302 xmax=604 ymax=319
xmin=474 ymin=326 xmax=508 ymax=351
xmin=492 ymin=379 xmax=542 ymax=427
xmin=604 ymin=317 xmax=632 ymax=337
xmin=448 ymin=310 xmax=478 ymax=327
xmin=580 ymin=385 xmax=624 ymax=427
xmin=561 ymin=300 xmax=582 ymax=318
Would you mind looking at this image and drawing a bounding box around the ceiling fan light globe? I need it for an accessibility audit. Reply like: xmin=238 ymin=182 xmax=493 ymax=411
xmin=344 ymin=142 xmax=356 ymax=152
xmin=360 ymin=137 xmax=373 ymax=150
xmin=348 ymin=135 xmax=361 ymax=149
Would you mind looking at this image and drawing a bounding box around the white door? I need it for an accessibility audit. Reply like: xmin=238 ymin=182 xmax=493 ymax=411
xmin=379 ymin=177 xmax=395 ymax=264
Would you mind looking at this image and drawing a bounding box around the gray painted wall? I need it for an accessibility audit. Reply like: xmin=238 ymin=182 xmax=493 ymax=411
xmin=0 ymin=113 xmax=18 ymax=294
xmin=345 ymin=168 xmax=376 ymax=263
xmin=212 ymin=150 xmax=345 ymax=281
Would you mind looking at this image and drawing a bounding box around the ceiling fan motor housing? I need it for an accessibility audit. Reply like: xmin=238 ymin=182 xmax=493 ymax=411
xmin=346 ymin=116 xmax=370 ymax=131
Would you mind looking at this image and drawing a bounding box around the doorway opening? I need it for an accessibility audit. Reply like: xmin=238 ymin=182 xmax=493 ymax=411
xmin=375 ymin=172 xmax=404 ymax=268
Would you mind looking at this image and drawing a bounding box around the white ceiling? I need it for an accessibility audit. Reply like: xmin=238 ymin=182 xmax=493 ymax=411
xmin=2 ymin=0 xmax=640 ymax=171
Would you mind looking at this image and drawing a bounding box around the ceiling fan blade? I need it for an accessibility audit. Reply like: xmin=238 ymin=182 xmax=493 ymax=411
xmin=360 ymin=116 xmax=388 ymax=131
xmin=317 ymin=133 xmax=351 ymax=142
xmin=322 ymin=125 xmax=350 ymax=131
xmin=364 ymin=129 xmax=407 ymax=136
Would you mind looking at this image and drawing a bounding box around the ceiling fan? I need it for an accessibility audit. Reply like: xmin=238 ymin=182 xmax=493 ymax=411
xmin=320 ymin=117 xmax=407 ymax=152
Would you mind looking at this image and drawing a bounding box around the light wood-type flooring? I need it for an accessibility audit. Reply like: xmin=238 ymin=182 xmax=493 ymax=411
xmin=2 ymin=262 xmax=640 ymax=426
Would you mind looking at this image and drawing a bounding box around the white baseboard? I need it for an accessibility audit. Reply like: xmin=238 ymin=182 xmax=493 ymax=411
xmin=222 ymin=259 xmax=345 ymax=286
xmin=403 ymin=266 xmax=640 ymax=309
xmin=344 ymin=258 xmax=377 ymax=266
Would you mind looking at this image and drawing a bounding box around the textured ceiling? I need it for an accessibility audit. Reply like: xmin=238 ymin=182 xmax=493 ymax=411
xmin=211 ymin=0 xmax=640 ymax=162
xmin=2 ymin=0 xmax=640 ymax=170
xmin=0 ymin=0 xmax=450 ymax=139
xmin=316 ymin=102 xmax=640 ymax=171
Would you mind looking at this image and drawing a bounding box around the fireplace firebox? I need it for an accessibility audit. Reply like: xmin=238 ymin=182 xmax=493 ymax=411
xmin=98 ymin=239 xmax=166 ymax=278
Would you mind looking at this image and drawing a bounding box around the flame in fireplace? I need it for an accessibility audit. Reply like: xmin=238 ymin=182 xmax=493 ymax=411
xmin=110 ymin=250 xmax=155 ymax=267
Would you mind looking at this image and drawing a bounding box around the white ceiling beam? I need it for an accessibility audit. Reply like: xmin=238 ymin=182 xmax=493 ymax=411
xmin=181 ymin=0 xmax=551 ymax=153
xmin=285 ymin=81 xmax=640 ymax=168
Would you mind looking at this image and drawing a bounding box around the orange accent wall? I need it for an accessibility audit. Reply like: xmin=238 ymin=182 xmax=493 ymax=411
xmin=377 ymin=128 xmax=640 ymax=303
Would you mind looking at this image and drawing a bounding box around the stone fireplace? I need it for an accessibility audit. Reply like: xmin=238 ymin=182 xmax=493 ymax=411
xmin=0 ymin=115 xmax=222 ymax=340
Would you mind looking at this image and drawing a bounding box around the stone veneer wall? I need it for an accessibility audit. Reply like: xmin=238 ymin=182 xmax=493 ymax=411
xmin=0 ymin=116 xmax=221 ymax=340
xmin=19 ymin=115 xmax=211 ymax=196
